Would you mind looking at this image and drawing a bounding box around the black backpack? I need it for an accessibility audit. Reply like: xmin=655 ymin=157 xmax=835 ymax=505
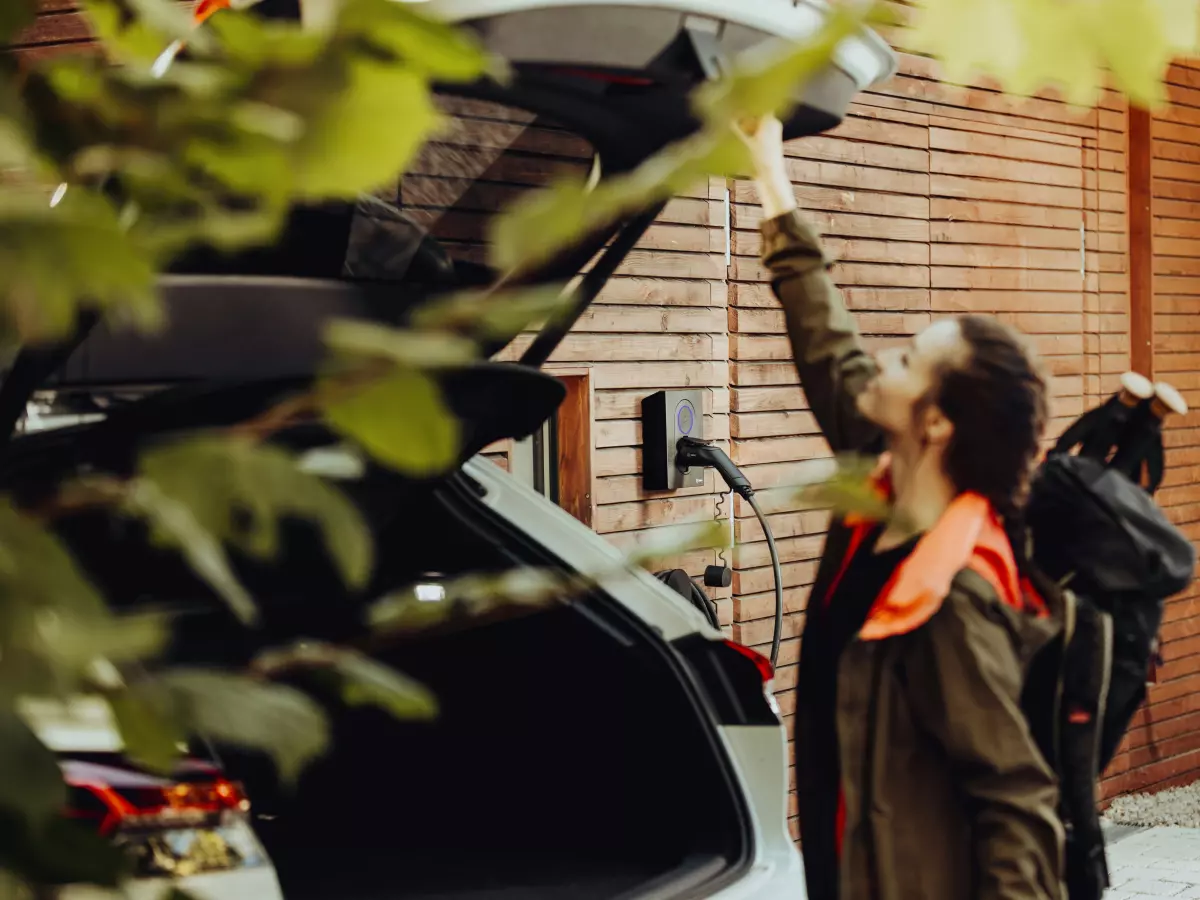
xmin=1020 ymin=393 xmax=1196 ymax=900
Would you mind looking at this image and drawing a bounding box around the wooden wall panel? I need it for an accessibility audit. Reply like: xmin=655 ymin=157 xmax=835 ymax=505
xmin=404 ymin=98 xmax=733 ymax=612
xmin=12 ymin=2 xmax=95 ymax=60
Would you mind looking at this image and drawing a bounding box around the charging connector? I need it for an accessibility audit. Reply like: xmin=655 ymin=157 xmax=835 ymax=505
xmin=674 ymin=437 xmax=785 ymax=669
xmin=676 ymin=437 xmax=754 ymax=499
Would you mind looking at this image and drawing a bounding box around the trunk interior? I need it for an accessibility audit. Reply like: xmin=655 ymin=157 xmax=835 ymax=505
xmin=237 ymin=599 xmax=747 ymax=900
xmin=210 ymin=477 xmax=747 ymax=899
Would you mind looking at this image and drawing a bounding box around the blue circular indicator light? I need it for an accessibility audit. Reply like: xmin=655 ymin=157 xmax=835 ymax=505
xmin=677 ymin=401 xmax=696 ymax=435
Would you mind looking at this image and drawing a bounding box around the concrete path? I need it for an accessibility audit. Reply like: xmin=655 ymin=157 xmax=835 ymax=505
xmin=1107 ymin=825 xmax=1200 ymax=898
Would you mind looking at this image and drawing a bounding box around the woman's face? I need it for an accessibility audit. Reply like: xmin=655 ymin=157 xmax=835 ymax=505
xmin=856 ymin=319 xmax=968 ymax=439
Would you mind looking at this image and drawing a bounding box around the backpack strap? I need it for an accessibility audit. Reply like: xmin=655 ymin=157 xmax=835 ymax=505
xmin=1058 ymin=590 xmax=1114 ymax=900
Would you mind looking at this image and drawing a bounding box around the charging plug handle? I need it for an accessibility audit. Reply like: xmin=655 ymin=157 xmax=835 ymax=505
xmin=676 ymin=437 xmax=754 ymax=499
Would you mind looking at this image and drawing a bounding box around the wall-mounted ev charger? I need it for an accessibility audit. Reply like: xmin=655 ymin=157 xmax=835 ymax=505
xmin=641 ymin=390 xmax=705 ymax=491
xmin=640 ymin=389 xmax=785 ymax=668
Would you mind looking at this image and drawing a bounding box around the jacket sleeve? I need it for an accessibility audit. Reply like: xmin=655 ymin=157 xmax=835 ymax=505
xmin=760 ymin=210 xmax=880 ymax=453
xmin=903 ymin=590 xmax=1065 ymax=900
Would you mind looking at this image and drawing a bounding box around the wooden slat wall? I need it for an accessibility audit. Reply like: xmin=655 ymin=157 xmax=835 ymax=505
xmin=527 ymin=188 xmax=734 ymax=605
xmin=1103 ymin=59 xmax=1200 ymax=799
xmin=12 ymin=2 xmax=95 ymax=61
xmin=404 ymin=98 xmax=734 ymax=606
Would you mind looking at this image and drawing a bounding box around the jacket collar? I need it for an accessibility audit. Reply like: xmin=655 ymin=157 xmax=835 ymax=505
xmin=839 ymin=455 xmax=1023 ymax=642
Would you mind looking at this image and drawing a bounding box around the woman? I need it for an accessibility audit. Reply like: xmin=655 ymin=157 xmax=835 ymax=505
xmin=742 ymin=117 xmax=1064 ymax=900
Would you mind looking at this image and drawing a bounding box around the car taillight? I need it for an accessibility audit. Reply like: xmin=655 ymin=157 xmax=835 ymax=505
xmin=722 ymin=639 xmax=774 ymax=684
xmin=671 ymin=634 xmax=780 ymax=727
xmin=66 ymin=777 xmax=250 ymax=835
xmin=543 ymin=66 xmax=656 ymax=86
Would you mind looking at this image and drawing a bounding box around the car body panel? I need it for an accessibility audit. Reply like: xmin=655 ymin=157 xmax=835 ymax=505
xmin=463 ymin=457 xmax=805 ymax=895
xmin=464 ymin=455 xmax=718 ymax=641
xmin=58 ymin=867 xmax=284 ymax=900
xmin=418 ymin=0 xmax=897 ymax=89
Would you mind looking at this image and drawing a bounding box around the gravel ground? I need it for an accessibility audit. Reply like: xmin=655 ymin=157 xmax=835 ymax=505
xmin=1106 ymin=782 xmax=1200 ymax=828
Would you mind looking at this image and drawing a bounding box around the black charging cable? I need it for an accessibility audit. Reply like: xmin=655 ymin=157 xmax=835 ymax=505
xmin=676 ymin=436 xmax=784 ymax=668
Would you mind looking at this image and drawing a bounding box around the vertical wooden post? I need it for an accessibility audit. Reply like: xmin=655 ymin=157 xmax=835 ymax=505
xmin=550 ymin=369 xmax=594 ymax=528
xmin=1128 ymin=105 xmax=1155 ymax=378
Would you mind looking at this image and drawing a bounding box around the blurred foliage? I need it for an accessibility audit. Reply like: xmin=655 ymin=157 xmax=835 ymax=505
xmin=1 ymin=0 xmax=491 ymax=343
xmin=0 ymin=0 xmax=1194 ymax=895
xmin=368 ymin=519 xmax=729 ymax=635
xmin=794 ymin=453 xmax=907 ymax=529
xmin=908 ymin=0 xmax=1199 ymax=108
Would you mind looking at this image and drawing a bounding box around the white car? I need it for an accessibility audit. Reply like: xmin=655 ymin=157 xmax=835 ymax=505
xmin=12 ymin=1 xmax=895 ymax=898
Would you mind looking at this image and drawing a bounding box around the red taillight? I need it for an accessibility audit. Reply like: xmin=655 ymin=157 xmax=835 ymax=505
xmin=66 ymin=777 xmax=250 ymax=835
xmin=723 ymin=640 xmax=774 ymax=683
xmin=544 ymin=66 xmax=656 ymax=86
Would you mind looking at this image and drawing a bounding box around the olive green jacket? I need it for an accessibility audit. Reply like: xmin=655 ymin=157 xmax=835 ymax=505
xmin=762 ymin=210 xmax=1065 ymax=900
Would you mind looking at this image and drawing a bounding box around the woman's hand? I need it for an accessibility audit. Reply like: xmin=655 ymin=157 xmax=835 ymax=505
xmin=735 ymin=115 xmax=797 ymax=220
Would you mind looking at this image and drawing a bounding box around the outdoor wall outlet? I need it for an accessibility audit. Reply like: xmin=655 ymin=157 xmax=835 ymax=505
xmin=642 ymin=390 xmax=705 ymax=491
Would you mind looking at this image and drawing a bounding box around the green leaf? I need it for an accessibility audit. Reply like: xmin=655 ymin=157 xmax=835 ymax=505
xmin=293 ymin=58 xmax=440 ymax=200
xmin=0 ymin=713 xmax=66 ymax=830
xmin=367 ymin=569 xmax=578 ymax=635
xmin=140 ymin=436 xmax=374 ymax=590
xmin=0 ymin=116 xmax=35 ymax=175
xmin=325 ymin=318 xmax=479 ymax=368
xmin=123 ymin=478 xmax=258 ymax=626
xmin=0 ymin=0 xmax=35 ymax=45
xmin=108 ymin=686 xmax=184 ymax=775
xmin=156 ymin=669 xmax=329 ymax=785
xmin=338 ymin=0 xmax=495 ymax=82
xmin=791 ymin=453 xmax=911 ymax=529
xmin=0 ymin=501 xmax=107 ymax=619
xmin=205 ymin=8 xmax=325 ymax=69
xmin=81 ymin=0 xmax=214 ymax=64
xmin=0 ymin=869 xmax=32 ymax=900
xmin=320 ymin=367 xmax=460 ymax=477
xmin=0 ymin=189 xmax=161 ymax=343
xmin=252 ymin=641 xmax=437 ymax=720
xmin=410 ymin=285 xmax=573 ymax=341
xmin=622 ymin=520 xmax=730 ymax=569
xmin=0 ymin=814 xmax=128 ymax=888
xmin=907 ymin=0 xmax=1199 ymax=110
xmin=0 ymin=501 xmax=154 ymax=698
xmin=489 ymin=130 xmax=750 ymax=273
xmin=50 ymin=612 xmax=170 ymax=672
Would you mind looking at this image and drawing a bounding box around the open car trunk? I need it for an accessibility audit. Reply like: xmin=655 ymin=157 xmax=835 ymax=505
xmin=4 ymin=398 xmax=752 ymax=899
xmin=249 ymin=603 xmax=746 ymax=900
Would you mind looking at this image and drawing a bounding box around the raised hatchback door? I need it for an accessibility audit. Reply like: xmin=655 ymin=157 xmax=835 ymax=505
xmin=422 ymin=0 xmax=897 ymax=168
